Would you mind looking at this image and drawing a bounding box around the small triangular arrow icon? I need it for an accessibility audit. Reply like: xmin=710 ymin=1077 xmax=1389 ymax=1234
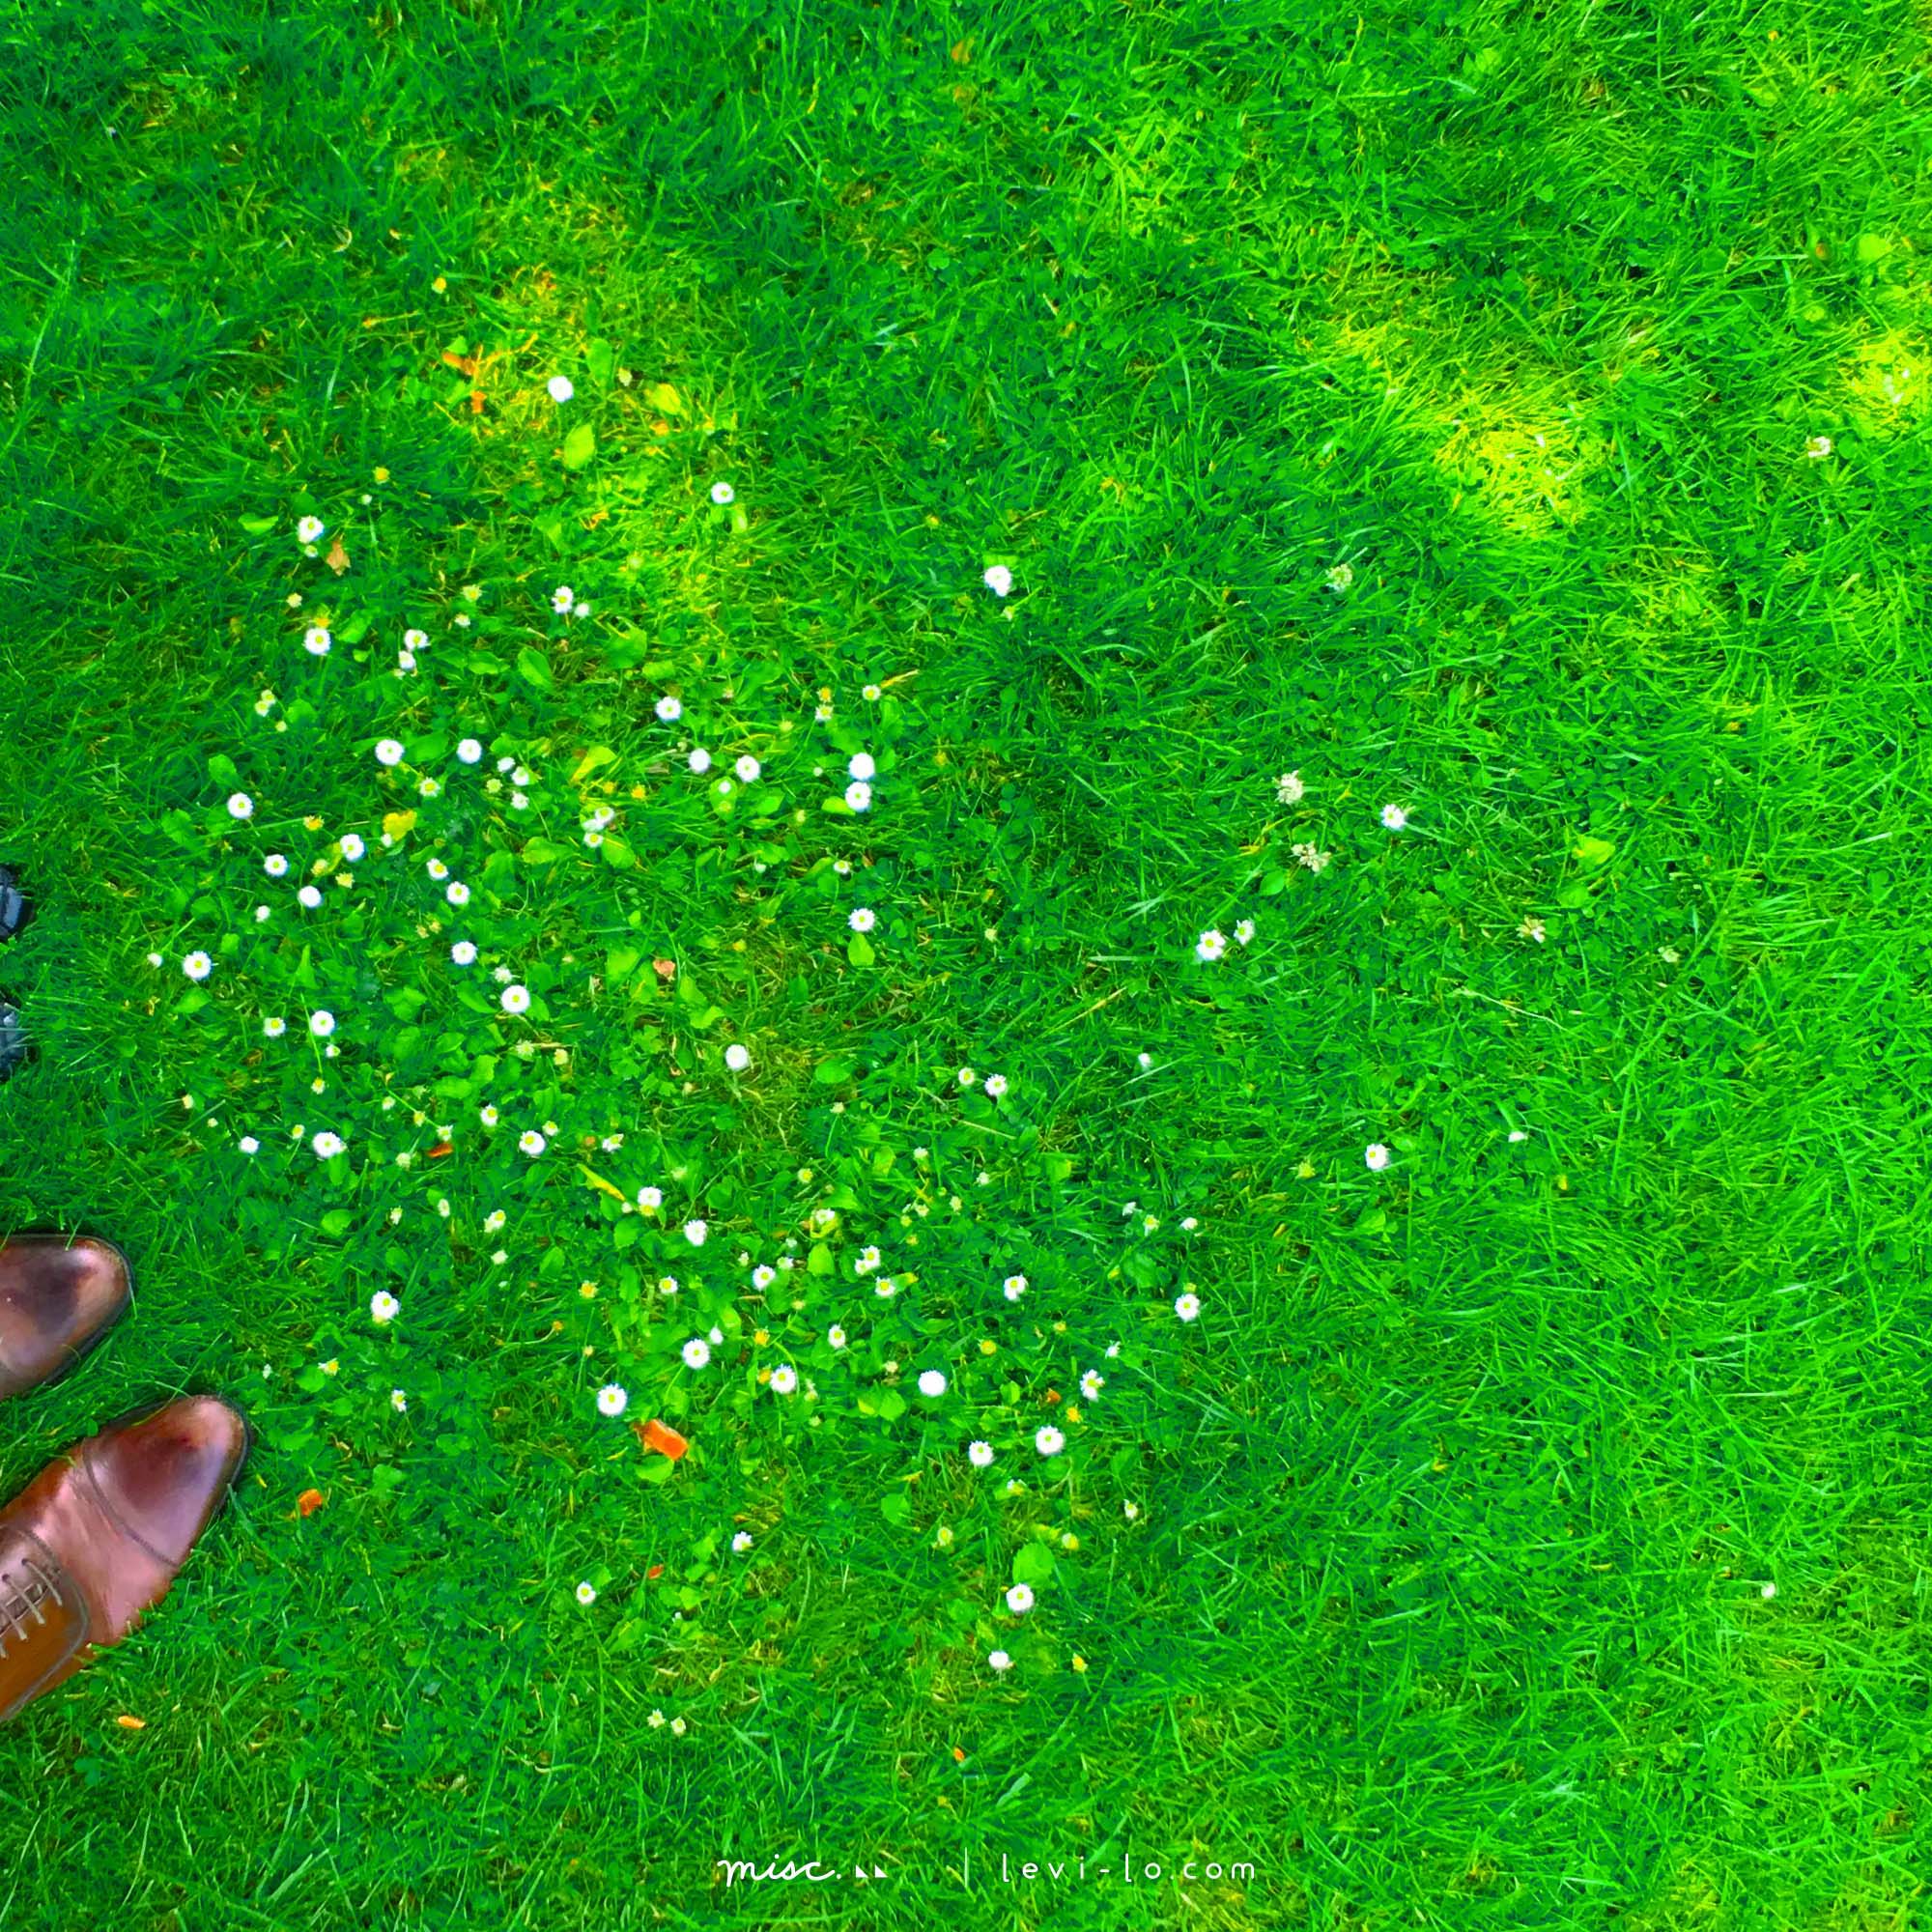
xmin=872 ymin=1866 xmax=888 ymax=1879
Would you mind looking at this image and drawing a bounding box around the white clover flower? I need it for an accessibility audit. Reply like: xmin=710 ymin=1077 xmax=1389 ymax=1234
xmin=1195 ymin=929 xmax=1227 ymax=963
xmin=1175 ymin=1292 xmax=1202 ymax=1321
xmin=1380 ymin=804 xmax=1408 ymax=832
xmin=303 ymin=626 xmax=332 ymax=657
xmin=298 ymin=885 xmax=323 ymax=908
xmin=988 ymin=1649 xmax=1012 ymax=1672
xmin=1035 ymin=1426 xmax=1065 ymax=1457
xmin=1806 ymin=435 xmax=1832 ymax=460
xmin=510 ymin=793 xmax=528 ymax=810
xmin=656 ymin=695 xmax=682 ymax=723
xmin=769 ymin=1364 xmax=798 ymax=1394
xmin=1003 ymin=1274 xmax=1027 ymax=1302
xmin=731 ymin=1531 xmax=753 ymax=1553
xmin=451 ymin=940 xmax=477 ymax=965
xmin=689 ymin=747 xmax=712 ymax=774
xmin=375 ymin=739 xmax=406 ymax=767
xmin=848 ymin=907 xmax=876 ymax=933
xmin=724 ymin=1043 xmax=751 ymax=1073
xmin=576 ymin=1581 xmax=598 ymax=1606
xmin=454 ymin=738 xmax=483 ymax=766
xmin=983 ymin=565 xmax=1012 ymax=597
xmin=968 ymin=1440 xmax=994 ymax=1467
xmin=918 ymin=1369 xmax=948 ymax=1397
xmin=596 ymin=1383 xmax=628 ymax=1417
xmin=547 ymin=375 xmax=575 ymax=403
xmin=370 ymin=1291 xmax=400 ymax=1324
xmin=710 ymin=480 xmax=735 ymax=506
xmin=637 ymin=1186 xmax=663 ymax=1211
xmin=847 ymin=752 xmax=875 ymax=781
xmin=845 ymin=781 xmax=872 ymax=811
xmin=297 ymin=516 xmax=325 ymax=544
xmin=683 ymin=1219 xmax=708 ymax=1247
xmin=1005 ymin=1583 xmax=1035 ymax=1614
xmin=1275 ymin=770 xmax=1305 ymax=805
xmin=983 ymin=1073 xmax=1009 ymax=1099
xmin=681 ymin=1338 xmax=711 ymax=1371
xmin=403 ymin=628 xmax=428 ymax=651
xmin=519 ymin=1129 xmax=547 ymax=1157
xmin=733 ymin=753 xmax=761 ymax=783
xmin=398 ymin=649 xmax=417 ymax=673
xmin=239 ymin=1135 xmax=259 ymax=1154
xmin=311 ymin=1131 xmax=346 ymax=1159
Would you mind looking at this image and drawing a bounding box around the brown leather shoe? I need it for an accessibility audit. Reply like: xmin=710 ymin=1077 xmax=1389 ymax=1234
xmin=0 ymin=1235 xmax=132 ymax=1402
xmin=0 ymin=1396 xmax=249 ymax=1724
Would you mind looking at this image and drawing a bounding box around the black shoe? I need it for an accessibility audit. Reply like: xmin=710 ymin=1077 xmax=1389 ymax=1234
xmin=0 ymin=1002 xmax=26 ymax=1084
xmin=0 ymin=868 xmax=28 ymax=944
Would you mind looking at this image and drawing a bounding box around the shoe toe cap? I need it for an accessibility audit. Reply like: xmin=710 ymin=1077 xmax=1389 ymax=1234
xmin=85 ymin=1397 xmax=249 ymax=1569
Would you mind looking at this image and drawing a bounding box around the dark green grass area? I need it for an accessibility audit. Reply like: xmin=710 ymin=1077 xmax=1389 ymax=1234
xmin=5 ymin=1 xmax=1932 ymax=1926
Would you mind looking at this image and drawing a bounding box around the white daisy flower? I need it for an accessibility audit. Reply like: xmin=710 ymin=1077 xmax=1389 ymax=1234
xmin=1035 ymin=1426 xmax=1065 ymax=1457
xmin=724 ymin=1043 xmax=751 ymax=1072
xmin=968 ymin=1440 xmax=994 ymax=1467
xmin=303 ymin=626 xmax=332 ymax=657
xmin=637 ymin=1186 xmax=663 ymax=1211
xmin=710 ymin=480 xmax=735 ymax=506
xmin=451 ymin=940 xmax=477 ymax=965
xmin=689 ymin=748 xmax=712 ymax=774
xmin=500 ymin=984 xmax=531 ymax=1014
xmin=683 ymin=1219 xmax=708 ymax=1247
xmin=1195 ymin=929 xmax=1227 ymax=963
xmin=296 ymin=516 xmax=325 ymax=544
xmin=239 ymin=1136 xmax=260 ymax=1154
xmin=308 ymin=1010 xmax=334 ymax=1037
xmin=657 ymin=1275 xmax=679 ymax=1296
xmin=848 ymin=907 xmax=876 ymax=933
xmin=1365 ymin=1143 xmax=1391 ymax=1171
xmin=456 ymin=738 xmax=483 ymax=764
xmin=547 ymin=375 xmax=575 ymax=403
xmin=752 ymin=1264 xmax=776 ymax=1290
xmin=596 ymin=1383 xmax=628 ymax=1417
xmin=1005 ymin=1583 xmax=1035 ymax=1614
xmin=298 ymin=885 xmax=323 ymax=908
xmin=1234 ymin=919 xmax=1256 ymax=947
xmin=375 ymin=739 xmax=406 ymax=767
xmin=983 ymin=1073 xmax=1008 ymax=1098
xmin=1080 ymin=1371 xmax=1104 ymax=1400
xmin=519 ymin=1129 xmax=547 ymax=1157
xmin=769 ymin=1364 xmax=799 ymax=1395
xmin=1380 ymin=804 xmax=1408 ymax=831
xmin=734 ymin=753 xmax=760 ymax=783
xmin=988 ymin=1649 xmax=1012 ymax=1672
xmin=182 ymin=952 xmax=212 ymax=981
xmin=826 ymin=1324 xmax=847 ymax=1350
xmin=551 ymin=585 xmax=576 ymax=614
xmin=1174 ymin=1292 xmax=1201 ymax=1321
xmin=576 ymin=1581 xmax=598 ymax=1606
xmin=918 ymin=1370 xmax=948 ymax=1397
xmin=484 ymin=1209 xmax=506 ymax=1233
xmin=264 ymin=1016 xmax=287 ymax=1037
xmin=338 ymin=834 xmax=365 ymax=863
xmin=731 ymin=1531 xmax=753 ymax=1553
xmin=311 ymin=1131 xmax=346 ymax=1159
xmin=226 ymin=792 xmax=254 ymax=821
xmin=404 ymin=628 xmax=429 ymax=651
xmin=681 ymin=1338 xmax=711 ymax=1371
xmin=264 ymin=854 xmax=289 ymax=878
xmin=845 ymin=781 xmax=872 ymax=812
xmin=847 ymin=752 xmax=875 ymax=781
xmin=370 ymin=1291 xmax=400 ymax=1324
xmin=983 ymin=565 xmax=1012 ymax=597
xmin=656 ymin=695 xmax=682 ymax=723
xmin=390 ymin=1388 xmax=408 ymax=1412
xmin=1136 ymin=1051 xmax=1152 ymax=1070
xmin=1003 ymin=1274 xmax=1028 ymax=1301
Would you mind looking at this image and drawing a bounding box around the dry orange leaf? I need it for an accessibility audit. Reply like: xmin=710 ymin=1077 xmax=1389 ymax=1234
xmin=297 ymin=1488 xmax=327 ymax=1518
xmin=635 ymin=1418 xmax=689 ymax=1461
xmin=652 ymin=957 xmax=677 ymax=982
xmin=441 ymin=350 xmax=478 ymax=378
xmin=115 ymin=1715 xmax=147 ymax=1730
xmin=325 ymin=535 xmax=350 ymax=575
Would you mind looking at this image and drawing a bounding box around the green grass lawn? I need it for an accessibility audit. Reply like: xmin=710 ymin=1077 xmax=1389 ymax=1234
xmin=4 ymin=0 xmax=1932 ymax=1925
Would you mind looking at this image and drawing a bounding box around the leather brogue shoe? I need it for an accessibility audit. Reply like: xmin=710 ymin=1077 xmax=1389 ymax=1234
xmin=0 ymin=1235 xmax=132 ymax=1402
xmin=0 ymin=1396 xmax=249 ymax=1724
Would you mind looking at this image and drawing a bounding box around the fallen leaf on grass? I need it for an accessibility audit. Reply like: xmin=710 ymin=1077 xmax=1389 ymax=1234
xmin=325 ymin=535 xmax=350 ymax=575
xmin=635 ymin=1418 xmax=689 ymax=1461
xmin=297 ymin=1488 xmax=327 ymax=1518
xmin=115 ymin=1715 xmax=147 ymax=1730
